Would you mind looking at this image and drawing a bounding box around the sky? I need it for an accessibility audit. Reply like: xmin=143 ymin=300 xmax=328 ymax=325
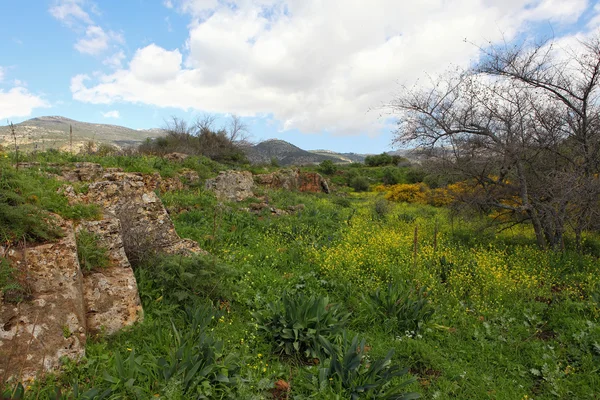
xmin=1 ymin=0 xmax=599 ymax=153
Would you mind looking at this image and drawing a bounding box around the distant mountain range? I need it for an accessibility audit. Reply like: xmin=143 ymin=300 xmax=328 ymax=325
xmin=0 ymin=116 xmax=370 ymax=165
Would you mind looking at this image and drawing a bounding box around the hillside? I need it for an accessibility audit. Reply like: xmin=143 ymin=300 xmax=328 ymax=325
xmin=0 ymin=116 xmax=165 ymax=152
xmin=244 ymin=139 xmax=366 ymax=165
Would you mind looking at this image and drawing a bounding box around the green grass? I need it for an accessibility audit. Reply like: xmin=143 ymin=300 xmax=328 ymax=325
xmin=2 ymin=152 xmax=600 ymax=399
xmin=76 ymin=230 xmax=110 ymax=273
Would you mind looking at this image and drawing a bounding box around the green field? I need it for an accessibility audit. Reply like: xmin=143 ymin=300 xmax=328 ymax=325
xmin=2 ymin=152 xmax=600 ymax=399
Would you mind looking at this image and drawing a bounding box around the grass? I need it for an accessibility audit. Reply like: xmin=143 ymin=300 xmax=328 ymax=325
xmin=76 ymin=230 xmax=110 ymax=273
xmin=2 ymin=151 xmax=600 ymax=399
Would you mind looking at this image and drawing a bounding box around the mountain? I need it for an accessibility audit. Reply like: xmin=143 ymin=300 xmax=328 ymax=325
xmin=0 ymin=116 xmax=165 ymax=152
xmin=244 ymin=139 xmax=367 ymax=166
xmin=0 ymin=116 xmax=371 ymax=164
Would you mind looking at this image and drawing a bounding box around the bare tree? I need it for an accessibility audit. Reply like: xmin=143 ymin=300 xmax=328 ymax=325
xmin=389 ymin=34 xmax=600 ymax=249
xmin=226 ymin=114 xmax=251 ymax=144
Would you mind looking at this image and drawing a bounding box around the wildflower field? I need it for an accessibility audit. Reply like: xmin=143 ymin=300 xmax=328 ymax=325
xmin=2 ymin=152 xmax=600 ymax=399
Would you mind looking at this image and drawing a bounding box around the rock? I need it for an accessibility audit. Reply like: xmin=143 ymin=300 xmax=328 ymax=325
xmin=77 ymin=218 xmax=143 ymax=336
xmin=205 ymin=171 xmax=255 ymax=201
xmin=287 ymin=204 xmax=306 ymax=212
xmin=254 ymin=169 xmax=329 ymax=193
xmin=0 ymin=217 xmax=86 ymax=381
xmin=163 ymin=152 xmax=189 ymax=162
xmin=299 ymin=172 xmax=330 ymax=194
xmin=65 ymin=172 xmax=207 ymax=259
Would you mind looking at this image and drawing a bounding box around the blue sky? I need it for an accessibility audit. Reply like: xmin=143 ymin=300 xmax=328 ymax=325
xmin=1 ymin=0 xmax=599 ymax=153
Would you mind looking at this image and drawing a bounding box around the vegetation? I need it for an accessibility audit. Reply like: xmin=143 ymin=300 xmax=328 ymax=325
xmin=389 ymin=35 xmax=600 ymax=249
xmin=76 ymin=230 xmax=110 ymax=273
xmin=138 ymin=114 xmax=249 ymax=163
xmin=2 ymin=136 xmax=600 ymax=398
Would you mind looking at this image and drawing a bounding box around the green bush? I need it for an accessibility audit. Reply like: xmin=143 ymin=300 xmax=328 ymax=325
xmin=372 ymin=198 xmax=391 ymax=220
xmin=382 ymin=166 xmax=401 ymax=185
xmin=253 ymin=292 xmax=350 ymax=361
xmin=297 ymin=333 xmax=420 ymax=399
xmin=76 ymin=230 xmax=110 ymax=273
xmin=362 ymin=282 xmax=434 ymax=334
xmin=318 ymin=160 xmax=337 ymax=175
xmin=349 ymin=176 xmax=370 ymax=192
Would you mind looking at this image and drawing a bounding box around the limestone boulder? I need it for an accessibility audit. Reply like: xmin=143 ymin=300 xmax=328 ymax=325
xmin=77 ymin=218 xmax=143 ymax=336
xmin=65 ymin=172 xmax=206 ymax=258
xmin=205 ymin=170 xmax=255 ymax=201
xmin=254 ymin=169 xmax=329 ymax=193
xmin=0 ymin=218 xmax=86 ymax=381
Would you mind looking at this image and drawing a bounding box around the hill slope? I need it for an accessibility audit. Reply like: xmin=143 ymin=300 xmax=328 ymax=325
xmin=244 ymin=139 xmax=367 ymax=165
xmin=0 ymin=116 xmax=164 ymax=152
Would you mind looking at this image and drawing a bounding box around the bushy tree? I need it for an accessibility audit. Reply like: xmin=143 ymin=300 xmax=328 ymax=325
xmin=389 ymin=34 xmax=600 ymax=249
xmin=139 ymin=114 xmax=249 ymax=163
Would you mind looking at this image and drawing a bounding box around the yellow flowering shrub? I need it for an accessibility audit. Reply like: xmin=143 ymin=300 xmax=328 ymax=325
xmin=385 ymin=183 xmax=429 ymax=204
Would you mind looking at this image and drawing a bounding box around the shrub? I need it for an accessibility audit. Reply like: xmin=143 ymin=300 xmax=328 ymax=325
xmin=253 ymin=292 xmax=350 ymax=361
xmin=382 ymin=166 xmax=401 ymax=185
xmin=318 ymin=160 xmax=337 ymax=175
xmin=405 ymin=168 xmax=427 ymax=184
xmin=349 ymin=176 xmax=370 ymax=192
xmin=385 ymin=183 xmax=428 ymax=204
xmin=298 ymin=333 xmax=420 ymax=399
xmin=373 ymin=198 xmax=391 ymax=219
xmin=363 ymin=282 xmax=434 ymax=334
xmin=76 ymin=230 xmax=110 ymax=273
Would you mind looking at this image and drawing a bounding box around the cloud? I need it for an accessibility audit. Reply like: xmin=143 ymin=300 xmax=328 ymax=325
xmin=0 ymin=87 xmax=49 ymax=120
xmin=103 ymin=50 xmax=126 ymax=69
xmin=75 ymin=25 xmax=123 ymax=55
xmin=49 ymin=0 xmax=93 ymax=26
xmin=71 ymin=0 xmax=592 ymax=136
xmin=0 ymin=67 xmax=4 ymax=82
xmin=101 ymin=110 xmax=120 ymax=118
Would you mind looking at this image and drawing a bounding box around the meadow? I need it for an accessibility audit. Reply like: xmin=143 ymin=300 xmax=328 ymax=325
xmin=1 ymin=151 xmax=600 ymax=399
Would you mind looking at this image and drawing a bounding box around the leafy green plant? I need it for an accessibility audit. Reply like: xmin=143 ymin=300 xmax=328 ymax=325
xmin=253 ymin=292 xmax=350 ymax=361
xmin=76 ymin=230 xmax=110 ymax=273
xmin=350 ymin=175 xmax=370 ymax=192
xmin=136 ymin=254 xmax=235 ymax=305
xmin=298 ymin=333 xmax=420 ymax=399
xmin=318 ymin=160 xmax=337 ymax=175
xmin=152 ymin=302 xmax=241 ymax=397
xmin=363 ymin=282 xmax=434 ymax=334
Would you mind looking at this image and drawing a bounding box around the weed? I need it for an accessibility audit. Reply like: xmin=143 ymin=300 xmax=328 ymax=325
xmin=362 ymin=282 xmax=434 ymax=334
xmin=253 ymin=292 xmax=350 ymax=361
xmin=296 ymin=332 xmax=420 ymax=399
xmin=76 ymin=230 xmax=110 ymax=273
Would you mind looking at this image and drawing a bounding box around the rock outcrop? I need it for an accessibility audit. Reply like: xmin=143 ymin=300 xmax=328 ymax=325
xmin=1 ymin=167 xmax=206 ymax=382
xmin=255 ymin=169 xmax=329 ymax=194
xmin=64 ymin=172 xmax=205 ymax=257
xmin=77 ymin=218 xmax=143 ymax=336
xmin=0 ymin=217 xmax=87 ymax=381
xmin=205 ymin=170 xmax=255 ymax=201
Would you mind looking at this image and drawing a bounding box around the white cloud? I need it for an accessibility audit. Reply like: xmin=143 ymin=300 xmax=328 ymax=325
xmin=0 ymin=67 xmax=4 ymax=82
xmin=49 ymin=0 xmax=93 ymax=26
xmin=103 ymin=50 xmax=126 ymax=69
xmin=101 ymin=110 xmax=120 ymax=118
xmin=164 ymin=0 xmax=174 ymax=9
xmin=75 ymin=25 xmax=123 ymax=55
xmin=0 ymin=87 xmax=49 ymax=120
xmin=70 ymin=0 xmax=592 ymax=136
